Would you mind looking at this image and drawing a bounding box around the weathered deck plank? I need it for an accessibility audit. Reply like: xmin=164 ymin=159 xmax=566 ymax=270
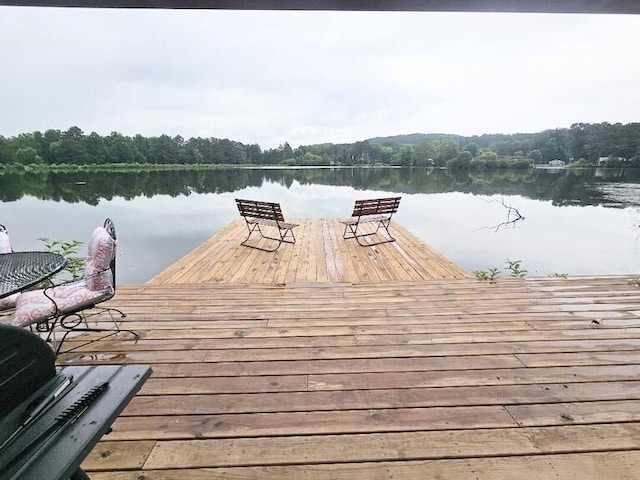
xmin=94 ymin=424 xmax=640 ymax=469
xmin=87 ymin=451 xmax=640 ymax=480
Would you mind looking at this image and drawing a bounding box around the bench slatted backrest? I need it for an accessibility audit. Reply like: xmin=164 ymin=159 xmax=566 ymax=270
xmin=352 ymin=197 xmax=401 ymax=217
xmin=236 ymin=199 xmax=285 ymax=223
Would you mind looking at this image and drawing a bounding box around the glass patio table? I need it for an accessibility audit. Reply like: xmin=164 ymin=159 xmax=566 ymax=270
xmin=0 ymin=252 xmax=67 ymax=299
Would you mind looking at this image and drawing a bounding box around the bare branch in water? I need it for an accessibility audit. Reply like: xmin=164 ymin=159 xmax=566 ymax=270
xmin=478 ymin=197 xmax=525 ymax=232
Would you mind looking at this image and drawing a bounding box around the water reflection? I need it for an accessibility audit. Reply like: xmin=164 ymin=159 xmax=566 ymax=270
xmin=1 ymin=167 xmax=638 ymax=282
xmin=1 ymin=167 xmax=639 ymax=208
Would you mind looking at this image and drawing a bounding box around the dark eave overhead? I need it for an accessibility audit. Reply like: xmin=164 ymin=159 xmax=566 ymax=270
xmin=0 ymin=0 xmax=639 ymax=14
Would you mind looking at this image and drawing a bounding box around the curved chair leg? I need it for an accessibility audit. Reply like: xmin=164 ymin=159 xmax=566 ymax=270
xmin=355 ymin=233 xmax=396 ymax=247
xmin=345 ymin=219 xmax=396 ymax=246
xmin=240 ymin=223 xmax=284 ymax=252
xmin=56 ymin=327 xmax=139 ymax=355
xmin=53 ymin=308 xmax=136 ymax=355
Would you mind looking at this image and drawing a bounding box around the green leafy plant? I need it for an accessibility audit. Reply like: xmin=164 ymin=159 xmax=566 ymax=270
xmin=39 ymin=238 xmax=85 ymax=281
xmin=473 ymin=270 xmax=488 ymax=281
xmin=505 ymin=259 xmax=527 ymax=278
xmin=473 ymin=267 xmax=501 ymax=282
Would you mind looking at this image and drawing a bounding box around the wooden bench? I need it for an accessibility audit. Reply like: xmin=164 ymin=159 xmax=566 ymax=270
xmin=340 ymin=197 xmax=401 ymax=246
xmin=235 ymin=199 xmax=299 ymax=252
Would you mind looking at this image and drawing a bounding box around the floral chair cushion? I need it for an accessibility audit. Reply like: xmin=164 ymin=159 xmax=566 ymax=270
xmin=12 ymin=282 xmax=113 ymax=328
xmin=0 ymin=231 xmax=12 ymax=253
xmin=84 ymin=226 xmax=115 ymax=291
xmin=0 ymin=292 xmax=19 ymax=310
xmin=87 ymin=226 xmax=114 ymax=270
xmin=85 ymin=264 xmax=114 ymax=292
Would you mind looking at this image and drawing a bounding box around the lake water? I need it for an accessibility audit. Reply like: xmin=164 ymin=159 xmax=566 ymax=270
xmin=1 ymin=167 xmax=638 ymax=283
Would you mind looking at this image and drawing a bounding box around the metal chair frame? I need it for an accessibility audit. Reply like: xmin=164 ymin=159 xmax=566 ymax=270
xmin=341 ymin=197 xmax=402 ymax=247
xmin=33 ymin=219 xmax=137 ymax=355
xmin=236 ymin=199 xmax=298 ymax=252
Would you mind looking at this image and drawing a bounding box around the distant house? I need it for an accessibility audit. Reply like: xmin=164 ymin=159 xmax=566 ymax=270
xmin=549 ymin=159 xmax=565 ymax=166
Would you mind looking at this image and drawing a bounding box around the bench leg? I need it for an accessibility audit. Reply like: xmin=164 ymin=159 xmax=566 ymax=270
xmin=343 ymin=219 xmax=395 ymax=246
xmin=241 ymin=222 xmax=282 ymax=252
xmin=280 ymin=227 xmax=296 ymax=245
xmin=342 ymin=222 xmax=358 ymax=240
xmin=241 ymin=222 xmax=296 ymax=252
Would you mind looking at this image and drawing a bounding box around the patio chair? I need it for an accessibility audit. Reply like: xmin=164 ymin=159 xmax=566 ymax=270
xmin=235 ymin=199 xmax=298 ymax=252
xmin=11 ymin=218 xmax=137 ymax=355
xmin=341 ymin=197 xmax=401 ymax=246
xmin=0 ymin=225 xmax=12 ymax=253
xmin=0 ymin=225 xmax=20 ymax=313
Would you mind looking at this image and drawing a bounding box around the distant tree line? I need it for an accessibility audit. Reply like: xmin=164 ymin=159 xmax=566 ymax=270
xmin=1 ymin=122 xmax=638 ymax=169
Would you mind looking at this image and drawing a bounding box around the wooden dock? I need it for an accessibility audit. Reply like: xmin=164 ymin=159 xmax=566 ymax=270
xmin=52 ymin=220 xmax=640 ymax=479
xmin=148 ymin=218 xmax=471 ymax=284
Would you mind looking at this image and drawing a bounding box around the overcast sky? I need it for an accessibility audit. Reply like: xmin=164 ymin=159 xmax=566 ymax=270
xmin=1 ymin=7 xmax=638 ymax=149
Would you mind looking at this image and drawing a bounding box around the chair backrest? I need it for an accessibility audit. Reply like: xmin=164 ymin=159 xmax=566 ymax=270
xmin=0 ymin=224 xmax=12 ymax=253
xmin=103 ymin=218 xmax=117 ymax=291
xmin=84 ymin=218 xmax=117 ymax=295
xmin=351 ymin=197 xmax=401 ymax=217
xmin=236 ymin=199 xmax=286 ymax=223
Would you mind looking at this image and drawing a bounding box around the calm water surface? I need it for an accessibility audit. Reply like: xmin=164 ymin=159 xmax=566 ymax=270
xmin=1 ymin=167 xmax=638 ymax=283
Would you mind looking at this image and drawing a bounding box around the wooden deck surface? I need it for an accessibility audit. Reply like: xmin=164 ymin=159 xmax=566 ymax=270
xmin=148 ymin=218 xmax=472 ymax=284
xmin=55 ymin=275 xmax=640 ymax=479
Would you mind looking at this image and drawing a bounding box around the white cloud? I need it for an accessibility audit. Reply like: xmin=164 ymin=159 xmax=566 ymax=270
xmin=0 ymin=7 xmax=638 ymax=148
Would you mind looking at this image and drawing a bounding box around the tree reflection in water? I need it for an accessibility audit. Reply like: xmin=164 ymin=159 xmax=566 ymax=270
xmin=1 ymin=167 xmax=638 ymax=208
xmin=1 ymin=166 xmax=638 ymax=282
